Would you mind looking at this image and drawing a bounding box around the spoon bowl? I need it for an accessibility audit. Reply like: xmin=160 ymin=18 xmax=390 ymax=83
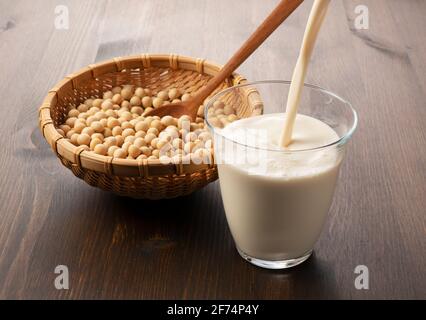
xmin=147 ymin=100 xmax=196 ymax=120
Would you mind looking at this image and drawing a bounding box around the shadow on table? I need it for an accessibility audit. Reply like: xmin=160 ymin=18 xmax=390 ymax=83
xmin=247 ymin=251 xmax=340 ymax=299
xmin=111 ymin=191 xmax=201 ymax=218
xmin=93 ymin=185 xmax=225 ymax=254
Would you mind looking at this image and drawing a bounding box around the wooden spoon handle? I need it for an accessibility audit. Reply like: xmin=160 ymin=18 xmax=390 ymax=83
xmin=190 ymin=0 xmax=304 ymax=108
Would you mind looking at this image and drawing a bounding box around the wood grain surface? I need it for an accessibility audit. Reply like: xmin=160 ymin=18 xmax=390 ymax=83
xmin=0 ymin=0 xmax=425 ymax=299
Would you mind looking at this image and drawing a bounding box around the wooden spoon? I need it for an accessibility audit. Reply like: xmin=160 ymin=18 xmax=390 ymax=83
xmin=146 ymin=0 xmax=304 ymax=120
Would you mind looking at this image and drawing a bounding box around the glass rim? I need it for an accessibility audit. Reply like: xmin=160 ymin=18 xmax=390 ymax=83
xmin=205 ymin=80 xmax=358 ymax=153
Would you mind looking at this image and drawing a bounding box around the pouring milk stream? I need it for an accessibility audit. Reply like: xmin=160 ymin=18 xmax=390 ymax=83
xmin=280 ymin=0 xmax=331 ymax=147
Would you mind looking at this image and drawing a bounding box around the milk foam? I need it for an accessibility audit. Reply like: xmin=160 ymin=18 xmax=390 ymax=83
xmin=218 ymin=113 xmax=340 ymax=178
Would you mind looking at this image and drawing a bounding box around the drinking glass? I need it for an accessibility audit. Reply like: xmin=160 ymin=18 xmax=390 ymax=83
xmin=205 ymin=81 xmax=358 ymax=269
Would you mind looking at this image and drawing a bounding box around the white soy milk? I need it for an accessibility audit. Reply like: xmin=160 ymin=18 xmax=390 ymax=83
xmin=216 ymin=113 xmax=341 ymax=261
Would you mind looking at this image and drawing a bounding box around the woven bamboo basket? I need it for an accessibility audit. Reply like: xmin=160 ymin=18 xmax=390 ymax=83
xmin=39 ymin=54 xmax=262 ymax=199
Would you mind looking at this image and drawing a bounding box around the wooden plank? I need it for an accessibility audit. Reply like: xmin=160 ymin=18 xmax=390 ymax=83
xmin=0 ymin=0 xmax=107 ymax=298
xmin=386 ymin=0 xmax=426 ymax=95
xmin=342 ymin=0 xmax=426 ymax=298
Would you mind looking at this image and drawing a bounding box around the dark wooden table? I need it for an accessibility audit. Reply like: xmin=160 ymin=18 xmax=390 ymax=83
xmin=0 ymin=0 xmax=425 ymax=299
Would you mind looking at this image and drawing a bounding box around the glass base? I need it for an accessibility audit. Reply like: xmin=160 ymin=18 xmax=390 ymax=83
xmin=237 ymin=248 xmax=312 ymax=270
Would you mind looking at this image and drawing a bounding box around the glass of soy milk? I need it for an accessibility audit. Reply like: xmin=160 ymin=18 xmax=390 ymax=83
xmin=205 ymin=81 xmax=357 ymax=269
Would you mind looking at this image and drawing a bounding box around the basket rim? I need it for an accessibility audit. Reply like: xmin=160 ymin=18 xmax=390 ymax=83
xmin=38 ymin=53 xmax=259 ymax=177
